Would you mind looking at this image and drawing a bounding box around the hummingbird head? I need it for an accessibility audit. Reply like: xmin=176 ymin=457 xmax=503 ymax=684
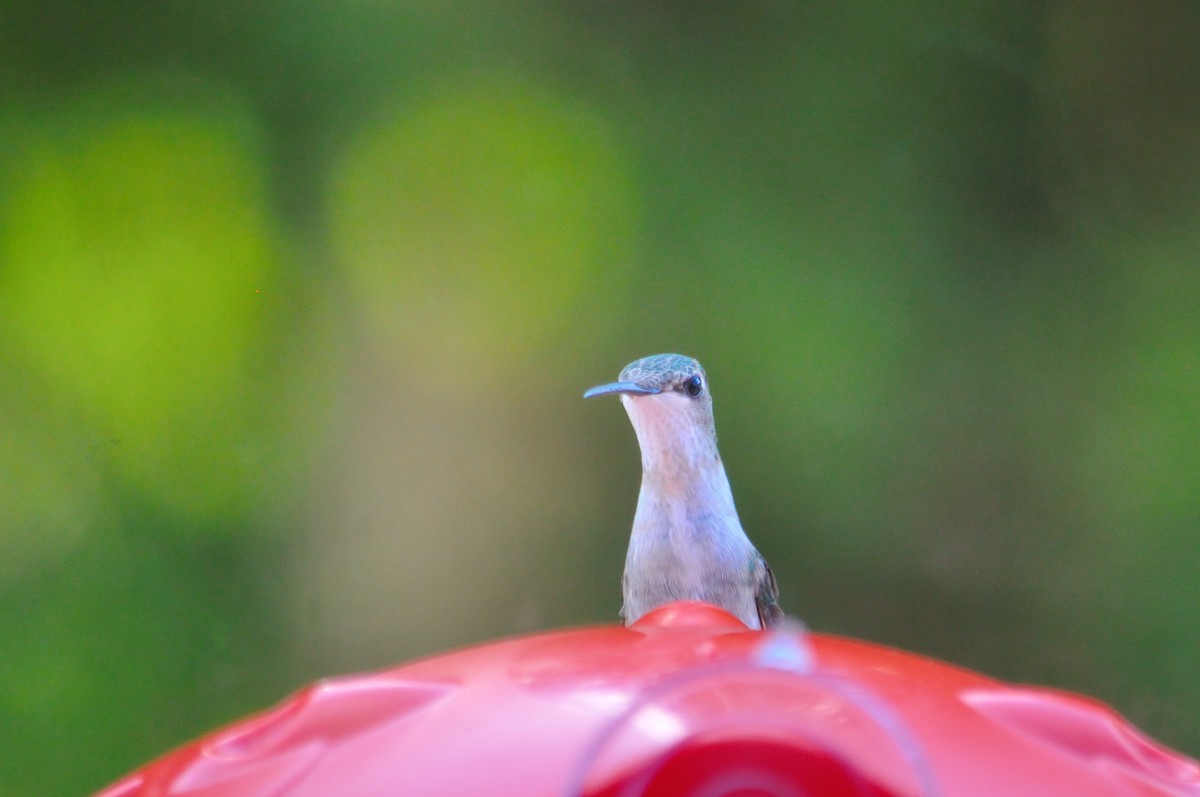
xmin=584 ymin=353 xmax=719 ymax=474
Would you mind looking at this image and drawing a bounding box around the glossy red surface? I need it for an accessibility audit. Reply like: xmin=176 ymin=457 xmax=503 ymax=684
xmin=96 ymin=601 xmax=1200 ymax=797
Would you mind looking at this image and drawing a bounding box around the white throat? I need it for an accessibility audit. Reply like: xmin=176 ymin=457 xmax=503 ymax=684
xmin=621 ymin=392 xmax=741 ymax=533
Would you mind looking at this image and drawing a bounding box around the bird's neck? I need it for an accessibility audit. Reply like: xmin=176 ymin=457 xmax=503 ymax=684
xmin=633 ymin=454 xmax=743 ymax=542
xmin=640 ymin=452 xmax=729 ymax=499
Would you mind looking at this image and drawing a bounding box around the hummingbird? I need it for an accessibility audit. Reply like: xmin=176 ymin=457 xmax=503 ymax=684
xmin=585 ymin=353 xmax=783 ymax=630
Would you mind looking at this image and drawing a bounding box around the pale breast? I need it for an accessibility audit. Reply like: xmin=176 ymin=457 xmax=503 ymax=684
xmin=623 ymin=507 xmax=761 ymax=628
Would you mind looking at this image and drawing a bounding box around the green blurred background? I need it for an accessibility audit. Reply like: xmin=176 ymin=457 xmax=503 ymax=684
xmin=3 ymin=1 xmax=1200 ymax=793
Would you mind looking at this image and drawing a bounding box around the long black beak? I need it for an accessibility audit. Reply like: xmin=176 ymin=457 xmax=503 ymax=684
xmin=583 ymin=381 xmax=662 ymax=399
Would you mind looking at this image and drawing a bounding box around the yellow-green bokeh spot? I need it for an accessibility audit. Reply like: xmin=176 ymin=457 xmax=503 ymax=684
xmin=330 ymin=77 xmax=637 ymax=380
xmin=0 ymin=92 xmax=281 ymax=520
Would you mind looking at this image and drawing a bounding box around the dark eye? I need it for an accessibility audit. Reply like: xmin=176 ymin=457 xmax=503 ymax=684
xmin=683 ymin=375 xmax=703 ymax=397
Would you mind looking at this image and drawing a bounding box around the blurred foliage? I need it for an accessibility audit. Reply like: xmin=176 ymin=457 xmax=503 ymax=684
xmin=1 ymin=2 xmax=1199 ymax=795
xmin=3 ymin=87 xmax=285 ymax=519
xmin=330 ymin=75 xmax=637 ymax=380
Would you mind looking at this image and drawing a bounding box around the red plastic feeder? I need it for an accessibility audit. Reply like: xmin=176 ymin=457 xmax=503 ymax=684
xmin=97 ymin=601 xmax=1200 ymax=797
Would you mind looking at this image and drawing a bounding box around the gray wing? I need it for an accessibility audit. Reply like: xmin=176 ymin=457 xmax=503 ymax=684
xmin=753 ymin=556 xmax=784 ymax=630
xmin=619 ymin=570 xmax=629 ymax=624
